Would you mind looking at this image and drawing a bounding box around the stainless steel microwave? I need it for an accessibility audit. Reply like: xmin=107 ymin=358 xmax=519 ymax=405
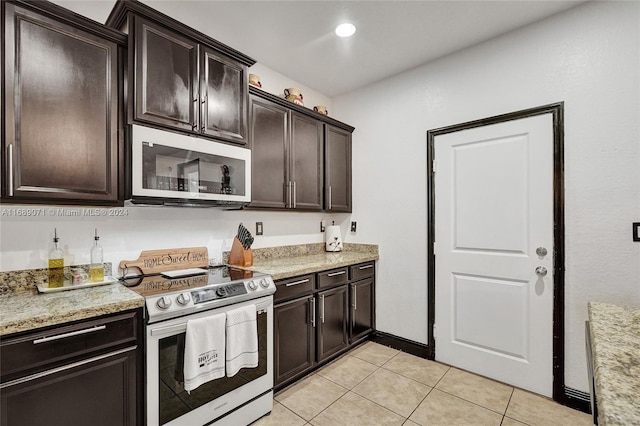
xmin=129 ymin=125 xmax=251 ymax=207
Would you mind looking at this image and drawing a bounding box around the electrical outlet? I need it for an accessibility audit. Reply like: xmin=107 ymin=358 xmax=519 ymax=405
xmin=256 ymin=222 xmax=263 ymax=236
xmin=633 ymin=222 xmax=640 ymax=242
xmin=351 ymin=221 xmax=357 ymax=232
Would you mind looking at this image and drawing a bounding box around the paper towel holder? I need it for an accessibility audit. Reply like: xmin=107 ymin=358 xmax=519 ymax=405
xmin=325 ymin=224 xmax=343 ymax=252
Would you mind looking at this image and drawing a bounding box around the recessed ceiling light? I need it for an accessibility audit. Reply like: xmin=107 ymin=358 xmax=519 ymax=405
xmin=335 ymin=23 xmax=356 ymax=38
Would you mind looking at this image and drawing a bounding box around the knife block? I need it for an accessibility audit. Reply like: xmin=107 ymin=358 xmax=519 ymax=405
xmin=228 ymin=237 xmax=253 ymax=267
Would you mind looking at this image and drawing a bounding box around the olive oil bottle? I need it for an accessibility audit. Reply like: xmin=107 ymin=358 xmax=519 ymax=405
xmin=90 ymin=229 xmax=104 ymax=282
xmin=48 ymin=229 xmax=64 ymax=288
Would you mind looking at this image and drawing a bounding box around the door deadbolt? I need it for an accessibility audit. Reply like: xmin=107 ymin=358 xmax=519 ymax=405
xmin=535 ymin=266 xmax=548 ymax=277
xmin=536 ymin=247 xmax=548 ymax=257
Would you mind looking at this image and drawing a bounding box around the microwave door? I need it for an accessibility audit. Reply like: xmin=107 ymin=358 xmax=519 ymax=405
xmin=131 ymin=125 xmax=251 ymax=204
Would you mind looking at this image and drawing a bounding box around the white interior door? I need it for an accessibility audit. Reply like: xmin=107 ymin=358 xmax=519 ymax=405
xmin=434 ymin=113 xmax=554 ymax=397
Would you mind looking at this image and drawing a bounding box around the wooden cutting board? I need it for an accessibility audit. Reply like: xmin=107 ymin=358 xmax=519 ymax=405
xmin=118 ymin=247 xmax=209 ymax=276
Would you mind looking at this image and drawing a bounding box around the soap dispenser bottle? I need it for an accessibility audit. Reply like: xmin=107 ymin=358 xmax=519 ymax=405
xmin=48 ymin=228 xmax=64 ymax=288
xmin=90 ymin=229 xmax=104 ymax=282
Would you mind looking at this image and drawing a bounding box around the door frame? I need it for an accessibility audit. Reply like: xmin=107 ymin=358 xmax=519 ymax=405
xmin=426 ymin=102 xmax=565 ymax=402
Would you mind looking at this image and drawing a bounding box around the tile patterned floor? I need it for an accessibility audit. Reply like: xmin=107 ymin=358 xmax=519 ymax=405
xmin=252 ymin=342 xmax=592 ymax=426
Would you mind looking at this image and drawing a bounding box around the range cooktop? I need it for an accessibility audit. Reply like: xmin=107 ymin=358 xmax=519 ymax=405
xmin=121 ymin=266 xmax=275 ymax=323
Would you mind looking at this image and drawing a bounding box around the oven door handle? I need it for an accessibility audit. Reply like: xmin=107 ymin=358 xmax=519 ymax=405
xmin=149 ymin=302 xmax=272 ymax=337
xmin=151 ymin=323 xmax=187 ymax=337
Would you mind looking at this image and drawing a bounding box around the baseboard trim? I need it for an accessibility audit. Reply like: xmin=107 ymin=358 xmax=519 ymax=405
xmin=563 ymin=387 xmax=591 ymax=414
xmin=371 ymin=331 xmax=429 ymax=359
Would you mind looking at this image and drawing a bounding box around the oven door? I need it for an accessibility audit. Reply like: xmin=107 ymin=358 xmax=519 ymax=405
xmin=146 ymin=296 xmax=273 ymax=426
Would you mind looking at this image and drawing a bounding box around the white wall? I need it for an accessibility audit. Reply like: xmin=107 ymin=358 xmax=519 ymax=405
xmin=332 ymin=0 xmax=640 ymax=393
xmin=249 ymin=63 xmax=332 ymax=114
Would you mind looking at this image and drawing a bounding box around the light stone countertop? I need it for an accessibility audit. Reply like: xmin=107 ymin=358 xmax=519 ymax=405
xmin=235 ymin=244 xmax=379 ymax=280
xmin=0 ymin=243 xmax=378 ymax=336
xmin=0 ymin=283 xmax=144 ymax=336
xmin=588 ymin=302 xmax=640 ymax=426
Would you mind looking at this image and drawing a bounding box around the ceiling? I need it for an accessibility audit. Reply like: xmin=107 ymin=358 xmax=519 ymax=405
xmin=52 ymin=0 xmax=587 ymax=97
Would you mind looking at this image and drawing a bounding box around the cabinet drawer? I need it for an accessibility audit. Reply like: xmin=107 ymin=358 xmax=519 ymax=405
xmin=1 ymin=311 xmax=139 ymax=380
xmin=350 ymin=262 xmax=375 ymax=281
xmin=275 ymin=274 xmax=315 ymax=304
xmin=317 ymin=267 xmax=349 ymax=290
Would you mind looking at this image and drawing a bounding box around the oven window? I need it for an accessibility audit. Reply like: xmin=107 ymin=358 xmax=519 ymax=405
xmin=158 ymin=311 xmax=267 ymax=425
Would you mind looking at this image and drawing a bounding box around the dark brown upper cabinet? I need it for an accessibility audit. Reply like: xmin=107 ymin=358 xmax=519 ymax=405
xmin=248 ymin=88 xmax=354 ymax=212
xmin=290 ymin=111 xmax=323 ymax=210
xmin=200 ymin=46 xmax=248 ymax=142
xmin=107 ymin=0 xmax=254 ymax=146
xmin=134 ymin=17 xmax=198 ymax=133
xmin=249 ymin=95 xmax=289 ymax=209
xmin=248 ymin=95 xmax=323 ymax=211
xmin=2 ymin=1 xmax=126 ymax=205
xmin=324 ymin=125 xmax=352 ymax=212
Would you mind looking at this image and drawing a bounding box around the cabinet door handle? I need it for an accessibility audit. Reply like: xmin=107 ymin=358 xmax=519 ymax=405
xmin=328 ymin=186 xmax=332 ymax=210
xmin=32 ymin=325 xmax=106 ymax=344
xmin=286 ymin=278 xmax=310 ymax=287
xmin=200 ymin=94 xmax=207 ymax=133
xmin=192 ymin=96 xmax=198 ymax=130
xmin=288 ymin=181 xmax=293 ymax=209
xmin=351 ymin=287 xmax=356 ymax=328
xmin=320 ymin=294 xmax=325 ymax=324
xmin=327 ymin=271 xmax=346 ymax=277
xmin=353 ymin=286 xmax=357 ymax=311
xmin=293 ymin=181 xmax=297 ymax=209
xmin=7 ymin=144 xmax=14 ymax=196
xmin=359 ymin=265 xmax=374 ymax=270
xmin=311 ymin=297 xmax=316 ymax=328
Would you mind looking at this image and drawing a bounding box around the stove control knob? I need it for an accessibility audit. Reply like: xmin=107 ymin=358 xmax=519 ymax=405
xmin=216 ymin=287 xmax=227 ymax=297
xmin=156 ymin=296 xmax=172 ymax=310
xmin=259 ymin=278 xmax=270 ymax=289
xmin=247 ymin=280 xmax=258 ymax=291
xmin=176 ymin=293 xmax=191 ymax=306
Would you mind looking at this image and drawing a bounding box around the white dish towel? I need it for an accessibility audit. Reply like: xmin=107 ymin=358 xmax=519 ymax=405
xmin=225 ymin=304 xmax=258 ymax=377
xmin=183 ymin=313 xmax=226 ymax=393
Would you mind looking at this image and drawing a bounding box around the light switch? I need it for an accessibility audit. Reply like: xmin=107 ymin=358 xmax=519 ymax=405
xmin=256 ymin=222 xmax=263 ymax=236
xmin=633 ymin=222 xmax=640 ymax=242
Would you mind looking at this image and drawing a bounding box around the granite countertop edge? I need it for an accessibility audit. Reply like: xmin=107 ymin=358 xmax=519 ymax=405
xmin=237 ymin=251 xmax=379 ymax=280
xmin=588 ymin=301 xmax=640 ymax=426
xmin=0 ymin=284 xmax=145 ymax=337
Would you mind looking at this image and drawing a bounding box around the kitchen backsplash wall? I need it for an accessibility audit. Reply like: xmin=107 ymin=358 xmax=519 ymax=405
xmin=0 ymin=206 xmax=350 ymax=273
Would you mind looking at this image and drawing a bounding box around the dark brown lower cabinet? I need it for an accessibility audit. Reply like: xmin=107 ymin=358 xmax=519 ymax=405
xmin=274 ymin=262 xmax=375 ymax=389
xmin=350 ymin=277 xmax=375 ymax=343
xmin=1 ymin=348 xmax=137 ymax=426
xmin=317 ymin=285 xmax=349 ymax=362
xmin=274 ymin=295 xmax=315 ymax=385
xmin=0 ymin=309 xmax=142 ymax=426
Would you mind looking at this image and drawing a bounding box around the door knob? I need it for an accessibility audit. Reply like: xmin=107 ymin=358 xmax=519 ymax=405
xmin=535 ymin=266 xmax=548 ymax=277
xmin=536 ymin=247 xmax=548 ymax=256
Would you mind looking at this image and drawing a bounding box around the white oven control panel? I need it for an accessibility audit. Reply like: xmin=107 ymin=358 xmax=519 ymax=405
xmin=145 ymin=275 xmax=275 ymax=323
